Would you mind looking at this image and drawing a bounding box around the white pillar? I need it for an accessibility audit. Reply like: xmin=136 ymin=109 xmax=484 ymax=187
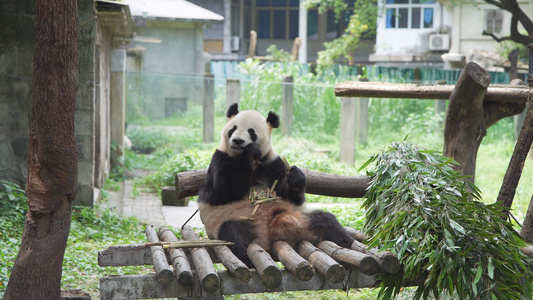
xmin=298 ymin=1 xmax=307 ymax=64
xmin=223 ymin=0 xmax=231 ymax=53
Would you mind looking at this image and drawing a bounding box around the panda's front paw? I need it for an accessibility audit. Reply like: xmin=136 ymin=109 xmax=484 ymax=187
xmin=286 ymin=166 xmax=306 ymax=191
xmin=243 ymin=143 xmax=262 ymax=164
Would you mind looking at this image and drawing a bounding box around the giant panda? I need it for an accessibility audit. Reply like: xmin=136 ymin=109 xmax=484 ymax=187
xmin=198 ymin=103 xmax=354 ymax=267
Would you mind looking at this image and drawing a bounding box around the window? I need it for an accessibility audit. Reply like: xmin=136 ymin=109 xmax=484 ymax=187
xmin=256 ymin=0 xmax=300 ymax=40
xmin=385 ymin=0 xmax=436 ymax=29
xmin=485 ymin=10 xmax=503 ymax=34
xmin=326 ymin=6 xmax=355 ymax=39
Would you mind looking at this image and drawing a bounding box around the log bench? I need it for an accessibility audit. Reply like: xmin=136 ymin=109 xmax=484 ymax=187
xmin=98 ymin=224 xmax=400 ymax=300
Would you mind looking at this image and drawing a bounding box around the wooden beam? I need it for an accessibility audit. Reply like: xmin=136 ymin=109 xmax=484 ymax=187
xmin=99 ymin=268 xmax=376 ymax=300
xmin=335 ymin=81 xmax=530 ymax=103
xmin=145 ymin=225 xmax=174 ymax=284
xmin=158 ymin=226 xmax=193 ymax=286
xmin=175 ymin=168 xmax=371 ymax=199
xmin=98 ymin=244 xmax=152 ymax=267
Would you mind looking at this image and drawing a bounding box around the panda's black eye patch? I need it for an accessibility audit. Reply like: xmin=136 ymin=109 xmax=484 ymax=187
xmin=248 ymin=128 xmax=257 ymax=141
xmin=228 ymin=125 xmax=237 ymax=138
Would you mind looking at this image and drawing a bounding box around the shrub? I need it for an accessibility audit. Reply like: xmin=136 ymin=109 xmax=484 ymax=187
xmin=361 ymin=141 xmax=533 ymax=300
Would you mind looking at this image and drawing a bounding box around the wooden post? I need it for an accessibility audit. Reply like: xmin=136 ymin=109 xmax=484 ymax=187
xmin=110 ymin=49 xmax=127 ymax=167
xmin=247 ymin=243 xmax=282 ymax=289
xmin=158 ymin=227 xmax=193 ymax=286
xmin=435 ymin=80 xmax=447 ymax=128
xmin=317 ymin=241 xmax=379 ymax=275
xmin=272 ymin=241 xmax=314 ymax=281
xmin=181 ymin=225 xmax=220 ymax=293
xmin=340 ymin=97 xmax=356 ymax=164
xmin=282 ymin=76 xmax=294 ymax=136
xmin=226 ymin=79 xmax=240 ymax=109
xmin=443 ymin=62 xmax=491 ymax=182
xmin=145 ymin=226 xmax=174 ymax=284
xmin=213 ymin=245 xmax=251 ymax=282
xmin=296 ymin=241 xmax=346 ymax=283
xmin=355 ymin=78 xmax=369 ymax=145
xmin=248 ymin=30 xmax=257 ymax=58
xmin=203 ymin=73 xmax=215 ymax=143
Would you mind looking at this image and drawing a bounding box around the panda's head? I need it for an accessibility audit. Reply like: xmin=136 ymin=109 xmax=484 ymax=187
xmin=218 ymin=103 xmax=280 ymax=162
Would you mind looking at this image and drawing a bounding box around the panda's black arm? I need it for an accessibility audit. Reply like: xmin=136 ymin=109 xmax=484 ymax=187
xmin=200 ymin=150 xmax=256 ymax=205
xmin=255 ymin=157 xmax=306 ymax=206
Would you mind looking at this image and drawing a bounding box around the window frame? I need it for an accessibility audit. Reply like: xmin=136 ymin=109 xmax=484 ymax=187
xmin=384 ymin=0 xmax=436 ymax=29
xmin=255 ymin=0 xmax=300 ymax=40
xmin=484 ymin=9 xmax=503 ymax=34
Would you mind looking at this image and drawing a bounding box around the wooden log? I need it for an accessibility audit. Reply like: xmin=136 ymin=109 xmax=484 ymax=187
xmin=344 ymin=227 xmax=369 ymax=242
xmin=248 ymin=30 xmax=257 ymax=58
xmin=272 ymin=241 xmax=314 ymax=281
xmin=246 ymin=242 xmax=282 ymax=289
xmin=443 ymin=62 xmax=492 ymax=183
xmin=520 ymin=244 xmax=533 ymax=257
xmin=98 ymin=244 xmax=152 ymax=267
xmin=99 ymin=268 xmax=377 ymax=299
xmin=343 ymin=227 xmax=400 ymax=273
xmin=317 ymin=241 xmax=379 ymax=275
xmin=175 ymin=168 xmax=371 ymax=199
xmin=296 ymin=241 xmax=346 ymax=283
xmin=334 ymin=81 xmax=530 ymax=103
xmin=181 ymin=225 xmax=220 ymax=293
xmin=158 ymin=226 xmax=193 ymax=286
xmin=213 ymin=245 xmax=251 ymax=283
xmin=145 ymin=225 xmax=174 ymax=284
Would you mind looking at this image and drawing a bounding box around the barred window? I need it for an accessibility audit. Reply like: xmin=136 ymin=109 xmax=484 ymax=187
xmin=485 ymin=10 xmax=503 ymax=34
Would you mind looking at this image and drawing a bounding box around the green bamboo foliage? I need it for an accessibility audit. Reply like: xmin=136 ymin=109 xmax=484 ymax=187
xmin=361 ymin=141 xmax=533 ymax=299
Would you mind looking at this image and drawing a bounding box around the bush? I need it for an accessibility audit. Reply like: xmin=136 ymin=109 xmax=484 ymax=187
xmin=361 ymin=141 xmax=533 ymax=299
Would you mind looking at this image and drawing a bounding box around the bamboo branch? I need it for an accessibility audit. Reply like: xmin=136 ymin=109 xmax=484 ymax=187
xmin=144 ymin=240 xmax=234 ymax=249
xmin=272 ymin=241 xmax=315 ymax=281
xmin=158 ymin=226 xmax=193 ymax=286
xmin=181 ymin=225 xmax=220 ymax=293
xmin=296 ymin=240 xmax=346 ymax=283
xmin=145 ymin=225 xmax=174 ymax=284
xmin=247 ymin=242 xmax=282 ymax=289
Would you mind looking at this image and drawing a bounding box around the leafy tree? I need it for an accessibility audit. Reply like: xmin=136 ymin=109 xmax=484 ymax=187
xmin=303 ymin=0 xmax=377 ymax=71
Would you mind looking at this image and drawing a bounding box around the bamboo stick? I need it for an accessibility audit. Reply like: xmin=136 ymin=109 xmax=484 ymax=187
xmin=296 ymin=241 xmax=346 ymax=283
xmin=272 ymin=241 xmax=314 ymax=281
xmin=213 ymin=245 xmax=251 ymax=283
xmin=317 ymin=241 xmax=379 ymax=275
xmin=246 ymin=242 xmax=282 ymax=289
xmin=344 ymin=227 xmax=400 ymax=274
xmin=334 ymin=81 xmax=530 ymax=103
xmin=145 ymin=225 xmax=174 ymax=284
xmin=144 ymin=240 xmax=233 ymax=248
xmin=181 ymin=225 xmax=220 ymax=293
xmin=158 ymin=227 xmax=193 ymax=286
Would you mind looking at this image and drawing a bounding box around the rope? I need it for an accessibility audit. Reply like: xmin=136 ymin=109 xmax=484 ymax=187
xmin=181 ymin=209 xmax=199 ymax=230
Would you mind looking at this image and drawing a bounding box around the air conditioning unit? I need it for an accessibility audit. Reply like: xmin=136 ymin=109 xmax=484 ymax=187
xmin=230 ymin=36 xmax=240 ymax=52
xmin=429 ymin=34 xmax=450 ymax=51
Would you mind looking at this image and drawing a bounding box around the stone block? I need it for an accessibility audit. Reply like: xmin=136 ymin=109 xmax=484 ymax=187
xmin=162 ymin=186 xmax=189 ymax=206
xmin=74 ymin=183 xmax=94 ymax=207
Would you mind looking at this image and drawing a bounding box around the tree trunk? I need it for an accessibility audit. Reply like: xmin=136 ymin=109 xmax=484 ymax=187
xmin=443 ymin=63 xmax=525 ymax=183
xmin=4 ymin=0 xmax=79 ymax=299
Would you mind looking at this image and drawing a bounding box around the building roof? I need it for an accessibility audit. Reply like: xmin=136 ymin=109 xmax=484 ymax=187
xmin=124 ymin=0 xmax=223 ymax=23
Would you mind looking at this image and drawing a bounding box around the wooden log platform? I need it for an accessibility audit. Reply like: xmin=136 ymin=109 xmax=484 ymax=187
xmin=97 ymin=226 xmax=387 ymax=300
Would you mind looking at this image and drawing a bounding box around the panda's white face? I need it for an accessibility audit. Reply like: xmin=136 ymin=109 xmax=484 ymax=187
xmin=218 ymin=110 xmax=276 ymax=161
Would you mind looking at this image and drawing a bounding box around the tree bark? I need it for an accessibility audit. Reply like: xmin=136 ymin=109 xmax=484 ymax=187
xmin=443 ymin=62 xmax=492 ymax=182
xmin=4 ymin=1 xmax=79 ymax=299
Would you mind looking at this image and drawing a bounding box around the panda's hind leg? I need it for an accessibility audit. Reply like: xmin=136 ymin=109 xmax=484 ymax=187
xmin=218 ymin=220 xmax=257 ymax=267
xmin=308 ymin=210 xmax=354 ymax=248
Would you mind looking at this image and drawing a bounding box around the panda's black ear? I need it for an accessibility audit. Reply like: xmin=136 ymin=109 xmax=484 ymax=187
xmin=227 ymin=103 xmax=239 ymax=118
xmin=267 ymin=111 xmax=280 ymax=128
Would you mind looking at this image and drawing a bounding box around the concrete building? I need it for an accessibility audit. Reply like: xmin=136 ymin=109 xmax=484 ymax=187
xmin=123 ymin=0 xmax=223 ymax=120
xmin=0 ymin=0 xmax=133 ymax=206
xmin=369 ymin=0 xmax=532 ymax=69
xmin=188 ymin=0 xmax=375 ymax=63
